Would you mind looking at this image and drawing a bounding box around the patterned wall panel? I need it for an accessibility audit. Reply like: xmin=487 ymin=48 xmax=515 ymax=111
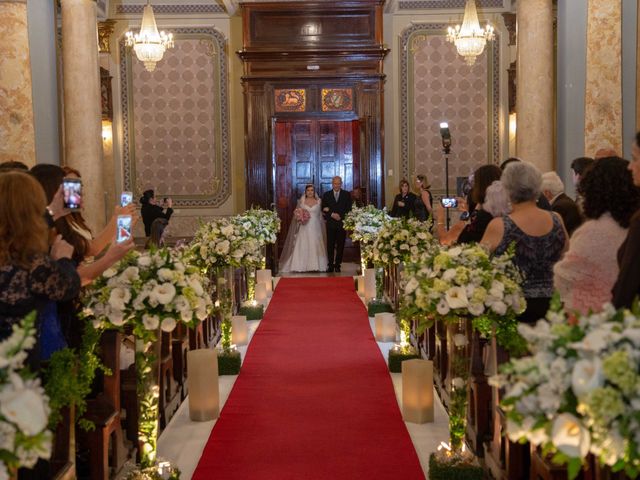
xmin=120 ymin=28 xmax=230 ymax=207
xmin=400 ymin=23 xmax=500 ymax=193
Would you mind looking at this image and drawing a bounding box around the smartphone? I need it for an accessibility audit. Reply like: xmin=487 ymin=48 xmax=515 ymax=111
xmin=440 ymin=197 xmax=458 ymax=208
xmin=120 ymin=191 xmax=133 ymax=207
xmin=63 ymin=178 xmax=82 ymax=210
xmin=116 ymin=215 xmax=132 ymax=243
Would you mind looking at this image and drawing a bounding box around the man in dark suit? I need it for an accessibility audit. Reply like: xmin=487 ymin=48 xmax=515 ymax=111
xmin=541 ymin=171 xmax=583 ymax=236
xmin=321 ymin=176 xmax=352 ymax=272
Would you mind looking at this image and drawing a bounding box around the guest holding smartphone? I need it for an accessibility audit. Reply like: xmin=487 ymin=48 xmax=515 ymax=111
xmin=140 ymin=189 xmax=174 ymax=237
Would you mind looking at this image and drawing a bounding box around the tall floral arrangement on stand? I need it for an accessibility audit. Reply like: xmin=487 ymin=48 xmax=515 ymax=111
xmin=492 ymin=300 xmax=640 ymax=479
xmin=344 ymin=205 xmax=391 ymax=272
xmin=0 ymin=313 xmax=52 ymax=478
xmin=400 ymin=244 xmax=525 ymax=474
xmin=234 ymin=208 xmax=280 ymax=300
xmin=81 ymin=248 xmax=212 ymax=470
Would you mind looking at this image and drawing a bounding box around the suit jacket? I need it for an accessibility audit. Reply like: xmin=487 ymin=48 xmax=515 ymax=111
xmin=390 ymin=192 xmax=417 ymax=218
xmin=551 ymin=193 xmax=583 ymax=236
xmin=321 ymin=189 xmax=353 ymax=229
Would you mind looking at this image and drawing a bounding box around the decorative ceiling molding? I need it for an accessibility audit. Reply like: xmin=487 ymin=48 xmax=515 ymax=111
xmin=115 ymin=3 xmax=225 ymax=15
xmin=398 ymin=0 xmax=506 ymax=10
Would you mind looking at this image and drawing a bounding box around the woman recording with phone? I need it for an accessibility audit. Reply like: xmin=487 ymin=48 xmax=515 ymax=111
xmin=140 ymin=189 xmax=174 ymax=237
xmin=0 ymin=171 xmax=81 ymax=342
xmin=436 ymin=164 xmax=504 ymax=245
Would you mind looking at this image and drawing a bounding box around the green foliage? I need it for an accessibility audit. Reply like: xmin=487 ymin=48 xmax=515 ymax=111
xmin=126 ymin=464 xmax=181 ymax=479
xmin=238 ymin=304 xmax=264 ymax=320
xmin=44 ymin=320 xmax=108 ymax=431
xmin=472 ymin=315 xmax=527 ymax=356
xmin=387 ymin=347 xmax=421 ymax=373
xmin=136 ymin=340 xmax=159 ymax=469
xmin=428 ymin=452 xmax=485 ymax=480
xmin=218 ymin=350 xmax=241 ymax=376
xmin=367 ymin=299 xmax=393 ymax=317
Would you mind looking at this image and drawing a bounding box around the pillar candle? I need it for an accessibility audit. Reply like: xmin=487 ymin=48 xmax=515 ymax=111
xmin=374 ymin=312 xmax=397 ymax=342
xmin=256 ymin=269 xmax=272 ymax=285
xmin=364 ymin=268 xmax=376 ymax=301
xmin=402 ymin=359 xmax=434 ymax=424
xmin=187 ymin=349 xmax=220 ymax=421
xmin=357 ymin=276 xmax=366 ymax=296
xmin=255 ymin=282 xmax=268 ymax=303
xmin=231 ymin=315 xmax=248 ymax=345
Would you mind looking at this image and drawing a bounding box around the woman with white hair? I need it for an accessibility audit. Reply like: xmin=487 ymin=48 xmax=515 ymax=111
xmin=481 ymin=161 xmax=568 ymax=323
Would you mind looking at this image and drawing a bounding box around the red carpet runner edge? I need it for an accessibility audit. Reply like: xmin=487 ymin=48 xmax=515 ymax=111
xmin=192 ymin=277 xmax=425 ymax=479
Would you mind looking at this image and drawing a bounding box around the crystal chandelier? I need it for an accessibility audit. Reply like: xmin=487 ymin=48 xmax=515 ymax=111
xmin=125 ymin=1 xmax=174 ymax=72
xmin=446 ymin=0 xmax=495 ymax=66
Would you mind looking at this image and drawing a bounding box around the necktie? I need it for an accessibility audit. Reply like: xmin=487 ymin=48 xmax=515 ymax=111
xmin=334 ymin=191 xmax=339 ymax=202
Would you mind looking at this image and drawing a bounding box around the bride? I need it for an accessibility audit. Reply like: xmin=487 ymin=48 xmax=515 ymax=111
xmin=279 ymin=184 xmax=328 ymax=273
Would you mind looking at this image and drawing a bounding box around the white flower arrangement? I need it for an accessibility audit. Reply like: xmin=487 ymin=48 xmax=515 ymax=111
xmin=235 ymin=208 xmax=281 ymax=246
xmin=189 ymin=217 xmax=263 ymax=272
xmin=372 ymin=217 xmax=435 ymax=266
xmin=492 ymin=301 xmax=640 ymax=478
xmin=400 ymin=244 xmax=526 ymax=351
xmin=82 ymin=248 xmax=213 ymax=338
xmin=344 ymin=205 xmax=391 ymax=245
xmin=0 ymin=313 xmax=52 ymax=476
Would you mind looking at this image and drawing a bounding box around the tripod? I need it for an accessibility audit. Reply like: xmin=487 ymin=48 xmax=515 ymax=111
xmin=443 ymin=146 xmax=451 ymax=230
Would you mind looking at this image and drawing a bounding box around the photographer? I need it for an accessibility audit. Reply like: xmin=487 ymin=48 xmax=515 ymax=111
xmin=140 ymin=189 xmax=174 ymax=237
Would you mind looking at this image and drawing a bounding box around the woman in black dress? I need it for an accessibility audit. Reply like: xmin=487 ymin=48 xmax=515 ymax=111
xmin=390 ymin=179 xmax=417 ymax=218
xmin=141 ymin=189 xmax=174 ymax=237
xmin=413 ymin=174 xmax=433 ymax=222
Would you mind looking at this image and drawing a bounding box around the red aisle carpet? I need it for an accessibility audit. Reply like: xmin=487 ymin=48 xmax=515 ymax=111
xmin=192 ymin=277 xmax=425 ymax=479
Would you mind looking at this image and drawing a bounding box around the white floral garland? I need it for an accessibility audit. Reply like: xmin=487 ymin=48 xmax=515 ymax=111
xmin=0 ymin=314 xmax=52 ymax=477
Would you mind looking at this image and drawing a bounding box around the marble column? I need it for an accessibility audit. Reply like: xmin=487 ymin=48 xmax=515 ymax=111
xmin=0 ymin=0 xmax=36 ymax=166
xmin=516 ymin=0 xmax=554 ymax=172
xmin=584 ymin=0 xmax=622 ymax=157
xmin=61 ymin=0 xmax=106 ymax=232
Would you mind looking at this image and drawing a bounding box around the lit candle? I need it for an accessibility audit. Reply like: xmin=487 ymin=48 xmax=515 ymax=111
xmin=187 ymin=349 xmax=219 ymax=421
xmin=255 ymin=282 xmax=268 ymax=303
xmin=374 ymin=312 xmax=396 ymax=342
xmin=364 ymin=268 xmax=376 ymax=301
xmin=402 ymin=359 xmax=434 ymax=424
xmin=357 ymin=276 xmax=366 ymax=296
xmin=231 ymin=315 xmax=248 ymax=345
xmin=256 ymin=269 xmax=272 ymax=285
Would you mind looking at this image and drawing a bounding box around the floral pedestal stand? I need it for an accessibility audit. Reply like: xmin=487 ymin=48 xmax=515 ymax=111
xmin=216 ymin=267 xmax=241 ymax=376
xmin=135 ymin=334 xmax=161 ymax=469
xmin=429 ymin=318 xmax=483 ymax=480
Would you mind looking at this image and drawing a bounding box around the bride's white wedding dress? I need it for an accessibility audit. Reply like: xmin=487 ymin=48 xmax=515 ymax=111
xmin=280 ymin=200 xmax=328 ymax=273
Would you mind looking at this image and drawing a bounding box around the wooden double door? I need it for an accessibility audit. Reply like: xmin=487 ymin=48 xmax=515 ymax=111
xmin=273 ymin=119 xmax=360 ymax=263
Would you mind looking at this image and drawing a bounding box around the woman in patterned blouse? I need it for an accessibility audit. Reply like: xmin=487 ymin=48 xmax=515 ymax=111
xmin=0 ymin=171 xmax=81 ymax=340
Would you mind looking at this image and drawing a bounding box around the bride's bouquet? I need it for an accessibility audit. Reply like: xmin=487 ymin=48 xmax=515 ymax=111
xmin=293 ymin=207 xmax=311 ymax=225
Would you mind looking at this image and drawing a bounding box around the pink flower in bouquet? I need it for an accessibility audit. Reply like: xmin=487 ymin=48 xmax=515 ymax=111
xmin=294 ymin=207 xmax=310 ymax=225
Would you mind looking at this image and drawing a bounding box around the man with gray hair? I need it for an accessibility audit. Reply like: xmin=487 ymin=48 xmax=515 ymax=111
xmin=541 ymin=171 xmax=582 ymax=236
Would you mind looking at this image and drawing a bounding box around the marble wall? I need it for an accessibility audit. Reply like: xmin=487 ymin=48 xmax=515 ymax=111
xmin=584 ymin=0 xmax=623 ymax=157
xmin=0 ymin=0 xmax=36 ymax=166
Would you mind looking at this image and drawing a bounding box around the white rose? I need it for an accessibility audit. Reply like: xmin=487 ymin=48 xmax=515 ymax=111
xmin=151 ymin=283 xmax=176 ymax=305
xmin=103 ymin=268 xmax=117 ymax=279
xmin=571 ymin=358 xmax=604 ymax=398
xmin=468 ymin=303 xmax=485 ymax=316
xmin=195 ymin=297 xmax=209 ymax=321
xmin=180 ymin=309 xmax=193 ymax=322
xmin=445 ymin=286 xmax=468 ymax=310
xmin=404 ymin=277 xmax=419 ymax=295
xmin=137 ymin=254 xmax=152 ymax=267
xmin=442 ymin=269 xmax=456 ymax=281
xmin=0 ymin=421 xmax=16 ymax=452
xmin=448 ymin=246 xmax=462 ymax=257
xmin=142 ymin=314 xmax=159 ymax=330
xmin=0 ymin=377 xmax=48 ymax=436
xmin=221 ymin=225 xmax=234 ymax=236
xmin=215 ymin=240 xmax=230 ymax=255
xmin=107 ymin=308 xmax=125 ymax=326
xmin=161 ymin=317 xmax=177 ymax=332
xmin=173 ymin=295 xmax=190 ymax=313
xmin=490 ymin=301 xmax=508 ymax=316
xmin=120 ymin=266 xmax=139 ymax=283
xmin=157 ymin=268 xmax=174 ymax=282
xmin=601 ymin=431 xmax=626 ymax=466
xmin=108 ymin=287 xmax=131 ymax=311
xmin=436 ymin=298 xmax=450 ymax=315
xmin=551 ymin=413 xmax=590 ymax=459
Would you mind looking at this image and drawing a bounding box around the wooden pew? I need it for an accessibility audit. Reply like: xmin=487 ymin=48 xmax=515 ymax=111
xmin=466 ymin=330 xmax=491 ymax=455
xmin=159 ymin=332 xmax=180 ymax=430
xmin=80 ymin=330 xmax=127 ymax=480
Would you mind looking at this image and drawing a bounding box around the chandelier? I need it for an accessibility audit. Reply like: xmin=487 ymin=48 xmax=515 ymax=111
xmin=125 ymin=1 xmax=174 ymax=72
xmin=446 ymin=0 xmax=495 ymax=66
